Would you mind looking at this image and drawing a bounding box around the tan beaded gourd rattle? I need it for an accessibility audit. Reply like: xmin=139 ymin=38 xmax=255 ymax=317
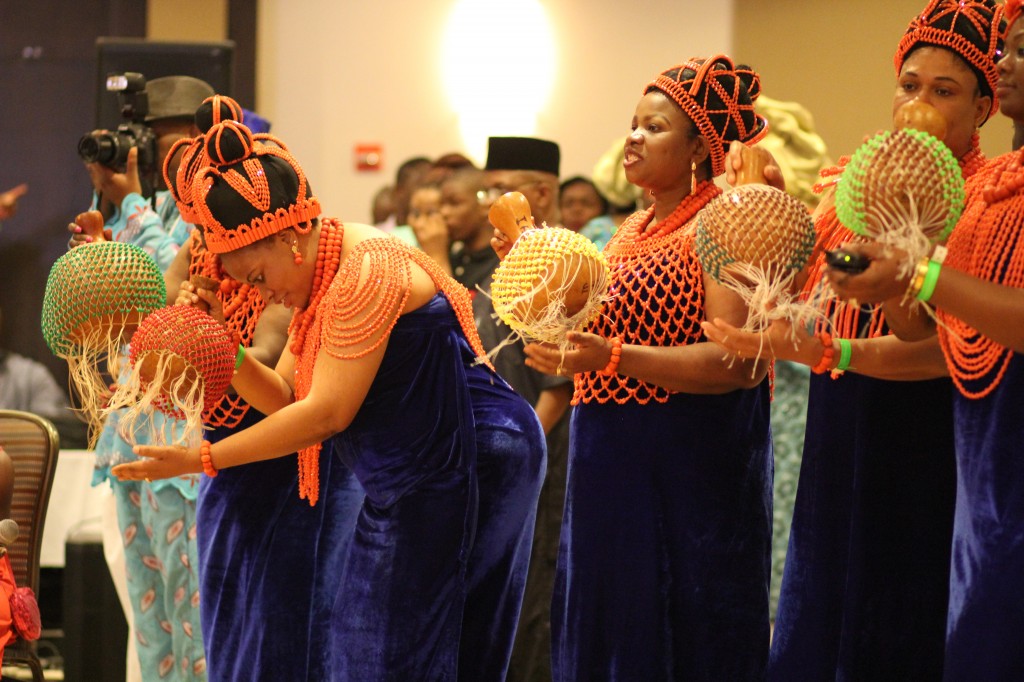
xmin=488 ymin=192 xmax=609 ymax=349
xmin=41 ymin=230 xmax=167 ymax=446
xmin=105 ymin=304 xmax=236 ymax=446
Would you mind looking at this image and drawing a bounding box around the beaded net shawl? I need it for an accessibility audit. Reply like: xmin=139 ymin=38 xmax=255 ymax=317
xmin=938 ymin=150 xmax=1024 ymax=398
xmin=289 ymin=219 xmax=488 ymax=505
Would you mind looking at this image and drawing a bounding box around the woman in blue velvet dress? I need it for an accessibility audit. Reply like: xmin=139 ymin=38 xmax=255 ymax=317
xmin=115 ymin=119 xmax=545 ymax=681
xmin=703 ymin=3 xmax=1006 ymax=679
xmin=521 ymin=55 xmax=773 ymax=681
xmin=819 ymin=5 xmax=1024 ymax=676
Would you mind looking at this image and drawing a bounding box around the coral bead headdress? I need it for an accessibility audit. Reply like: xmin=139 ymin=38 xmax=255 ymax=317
xmin=105 ymin=305 xmax=236 ymax=446
xmin=645 ymin=54 xmax=769 ymax=176
xmin=894 ymin=0 xmax=1006 ymax=122
xmin=41 ymin=242 xmax=166 ymax=445
xmin=488 ymin=192 xmax=609 ymax=349
xmin=192 ymin=121 xmax=320 ymax=254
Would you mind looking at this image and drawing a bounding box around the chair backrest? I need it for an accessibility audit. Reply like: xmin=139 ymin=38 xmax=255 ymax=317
xmin=0 ymin=410 xmax=60 ymax=595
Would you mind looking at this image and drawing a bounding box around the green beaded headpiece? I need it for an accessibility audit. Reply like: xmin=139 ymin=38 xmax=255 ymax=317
xmin=835 ymin=127 xmax=964 ymax=274
xmin=41 ymin=242 xmax=166 ymax=445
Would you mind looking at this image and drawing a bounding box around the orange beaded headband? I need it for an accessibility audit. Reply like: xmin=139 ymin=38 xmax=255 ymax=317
xmin=1007 ymin=0 xmax=1024 ymax=29
xmin=645 ymin=54 xmax=768 ymax=177
xmin=192 ymin=120 xmax=320 ymax=254
xmin=893 ymin=0 xmax=1005 ymax=121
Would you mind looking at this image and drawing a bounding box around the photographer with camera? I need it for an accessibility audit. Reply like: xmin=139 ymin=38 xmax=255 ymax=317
xmin=70 ymin=74 xmax=214 ymax=267
xmin=66 ymin=73 xmax=215 ymax=682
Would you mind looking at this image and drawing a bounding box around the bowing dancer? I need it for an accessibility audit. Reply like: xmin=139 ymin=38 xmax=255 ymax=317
xmin=161 ymin=95 xmax=364 ymax=682
xmin=705 ymin=2 xmax=1006 ymax=679
xmin=520 ymin=55 xmax=773 ymax=681
xmin=113 ymin=118 xmax=545 ymax=680
xmin=817 ymin=3 xmax=1024 ymax=676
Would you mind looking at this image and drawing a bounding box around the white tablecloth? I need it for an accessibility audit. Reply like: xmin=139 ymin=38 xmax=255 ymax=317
xmin=40 ymin=449 xmax=106 ymax=567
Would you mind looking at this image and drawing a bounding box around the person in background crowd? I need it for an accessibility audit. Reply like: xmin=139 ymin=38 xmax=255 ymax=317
xmin=558 ymin=176 xmax=608 ymax=233
xmin=480 ymin=136 xmax=573 ymax=682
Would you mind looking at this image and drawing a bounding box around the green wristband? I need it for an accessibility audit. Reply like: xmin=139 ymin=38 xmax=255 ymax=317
xmin=917 ymin=260 xmax=942 ymax=303
xmin=234 ymin=344 xmax=246 ymax=371
xmin=835 ymin=338 xmax=853 ymax=372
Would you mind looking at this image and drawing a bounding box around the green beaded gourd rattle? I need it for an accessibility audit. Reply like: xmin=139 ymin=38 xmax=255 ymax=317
xmin=835 ymin=100 xmax=963 ymax=280
xmin=41 ymin=240 xmax=166 ymax=446
xmin=488 ymin=191 xmax=609 ymax=349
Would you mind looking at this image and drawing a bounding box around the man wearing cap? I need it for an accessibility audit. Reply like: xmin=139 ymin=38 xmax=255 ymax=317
xmin=73 ymin=75 xmax=215 ymax=268
xmin=68 ymin=74 xmax=215 ymax=682
xmin=467 ymin=136 xmax=570 ymax=682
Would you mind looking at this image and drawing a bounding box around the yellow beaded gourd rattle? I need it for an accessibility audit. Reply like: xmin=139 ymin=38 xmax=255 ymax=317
xmin=488 ymin=192 xmax=609 ymax=349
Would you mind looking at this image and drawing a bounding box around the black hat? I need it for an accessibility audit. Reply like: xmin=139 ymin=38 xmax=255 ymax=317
xmin=145 ymin=76 xmax=215 ymax=123
xmin=485 ymin=137 xmax=560 ymax=176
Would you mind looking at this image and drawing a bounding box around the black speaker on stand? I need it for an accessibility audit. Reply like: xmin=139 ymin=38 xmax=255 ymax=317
xmin=62 ymin=527 xmax=128 ymax=682
xmin=93 ymin=37 xmax=236 ymax=129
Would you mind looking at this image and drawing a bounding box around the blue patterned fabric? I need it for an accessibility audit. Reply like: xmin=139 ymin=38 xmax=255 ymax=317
xmin=324 ymin=293 xmax=545 ymax=680
xmin=768 ymin=372 xmax=956 ymax=681
xmin=943 ymin=354 xmax=1024 ymax=679
xmin=552 ymin=386 xmax=773 ymax=681
xmin=196 ymin=408 xmax=363 ymax=682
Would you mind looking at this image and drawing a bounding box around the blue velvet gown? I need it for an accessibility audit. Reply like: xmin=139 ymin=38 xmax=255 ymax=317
xmin=552 ymin=385 xmax=773 ymax=681
xmin=325 ymin=293 xmax=546 ymax=681
xmin=197 ymin=409 xmax=364 ymax=682
xmin=768 ymin=372 xmax=957 ymax=681
xmin=942 ymin=354 xmax=1024 ymax=679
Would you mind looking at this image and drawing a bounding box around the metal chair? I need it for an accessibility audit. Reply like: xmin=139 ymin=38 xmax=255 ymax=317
xmin=0 ymin=410 xmax=60 ymax=682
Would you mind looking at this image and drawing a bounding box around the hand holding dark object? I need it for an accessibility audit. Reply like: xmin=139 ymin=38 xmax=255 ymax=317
xmin=825 ymin=242 xmax=910 ymax=304
xmin=825 ymin=249 xmax=871 ymax=274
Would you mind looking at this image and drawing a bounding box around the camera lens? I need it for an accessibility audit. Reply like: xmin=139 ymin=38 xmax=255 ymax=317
xmin=77 ymin=132 xmax=117 ymax=165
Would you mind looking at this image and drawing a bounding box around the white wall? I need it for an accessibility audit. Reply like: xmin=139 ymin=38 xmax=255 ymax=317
xmin=256 ymin=0 xmax=734 ymax=221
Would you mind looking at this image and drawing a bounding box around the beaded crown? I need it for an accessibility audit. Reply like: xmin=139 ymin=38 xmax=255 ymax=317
xmin=164 ymin=96 xmax=285 ymax=225
xmin=645 ymin=54 xmax=769 ymax=176
xmin=191 ymin=119 xmax=321 ymax=254
xmin=894 ymin=0 xmax=1006 ymax=121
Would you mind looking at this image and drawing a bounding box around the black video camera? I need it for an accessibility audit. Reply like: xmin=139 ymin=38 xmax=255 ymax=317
xmin=77 ymin=73 xmax=157 ymax=180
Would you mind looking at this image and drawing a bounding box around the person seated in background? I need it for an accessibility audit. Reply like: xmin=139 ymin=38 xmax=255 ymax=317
xmin=371 ymin=184 xmax=396 ymax=226
xmin=377 ymin=155 xmax=432 ymax=246
xmin=559 ymin=176 xmax=608 ymax=233
xmin=0 ymin=307 xmax=71 ymax=423
xmin=406 ymin=181 xmax=445 ymax=257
